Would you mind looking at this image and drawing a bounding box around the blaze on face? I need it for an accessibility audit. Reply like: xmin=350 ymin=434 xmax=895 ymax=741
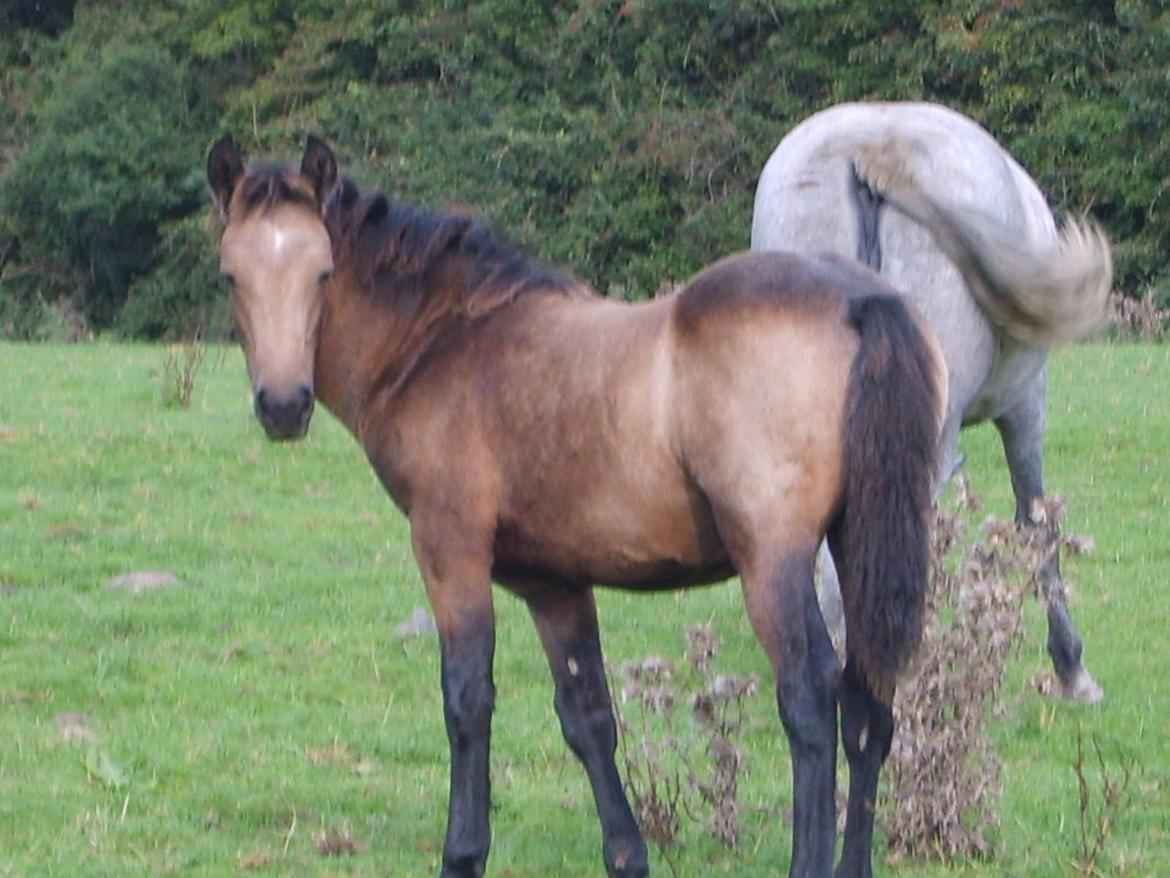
xmin=207 ymin=136 xmax=338 ymax=441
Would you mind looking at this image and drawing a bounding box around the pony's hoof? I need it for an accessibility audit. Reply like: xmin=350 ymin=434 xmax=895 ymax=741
xmin=1060 ymin=665 xmax=1104 ymax=705
xmin=604 ymin=837 xmax=649 ymax=878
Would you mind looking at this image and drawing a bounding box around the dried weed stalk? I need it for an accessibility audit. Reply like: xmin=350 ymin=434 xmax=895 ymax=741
xmin=885 ymin=480 xmax=1090 ymax=860
xmin=1072 ymin=727 xmax=1135 ymax=876
xmin=1108 ymin=289 xmax=1168 ymax=342
xmin=612 ymin=623 xmax=758 ymax=870
xmin=313 ymin=823 xmax=365 ymax=857
xmin=160 ymin=333 xmax=206 ymax=409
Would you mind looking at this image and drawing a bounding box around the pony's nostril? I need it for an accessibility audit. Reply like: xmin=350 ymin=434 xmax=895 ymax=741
xmin=253 ymin=385 xmax=313 ymax=440
xmin=254 ymin=388 xmax=271 ymax=418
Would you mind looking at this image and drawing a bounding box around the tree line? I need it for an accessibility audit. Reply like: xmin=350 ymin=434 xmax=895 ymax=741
xmin=1 ymin=0 xmax=1165 ymax=339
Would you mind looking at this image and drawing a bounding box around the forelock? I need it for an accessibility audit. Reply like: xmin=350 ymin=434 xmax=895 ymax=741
xmin=232 ymin=163 xmax=317 ymax=219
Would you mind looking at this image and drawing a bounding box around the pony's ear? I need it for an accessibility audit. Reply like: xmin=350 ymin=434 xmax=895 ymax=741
xmin=207 ymin=135 xmax=245 ymax=217
xmin=301 ymin=135 xmax=339 ymax=212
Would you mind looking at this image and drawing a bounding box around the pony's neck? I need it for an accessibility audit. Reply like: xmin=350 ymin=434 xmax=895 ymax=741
xmin=311 ymin=252 xmax=470 ymax=443
xmin=310 ymin=188 xmax=582 ymax=441
xmin=312 ymin=275 xmax=392 ymax=440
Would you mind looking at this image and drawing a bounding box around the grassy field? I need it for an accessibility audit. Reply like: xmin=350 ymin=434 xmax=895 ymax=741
xmin=0 ymin=341 xmax=1166 ymax=877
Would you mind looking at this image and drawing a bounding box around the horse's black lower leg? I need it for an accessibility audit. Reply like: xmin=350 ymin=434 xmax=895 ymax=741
xmin=835 ymin=661 xmax=894 ymax=878
xmin=995 ymin=399 xmax=1102 ymax=703
xmin=750 ymin=562 xmax=839 ymax=878
xmin=438 ymin=625 xmax=496 ymax=878
xmin=527 ymin=587 xmax=648 ymax=878
xmin=1040 ymin=553 xmax=1102 ymax=702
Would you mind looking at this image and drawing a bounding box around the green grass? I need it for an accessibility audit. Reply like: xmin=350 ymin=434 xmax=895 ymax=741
xmin=0 ymin=341 xmax=1166 ymax=877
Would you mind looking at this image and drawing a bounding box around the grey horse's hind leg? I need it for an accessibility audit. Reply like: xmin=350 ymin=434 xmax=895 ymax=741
xmin=995 ymin=384 xmax=1103 ymax=703
xmin=816 ymin=542 xmax=846 ymax=657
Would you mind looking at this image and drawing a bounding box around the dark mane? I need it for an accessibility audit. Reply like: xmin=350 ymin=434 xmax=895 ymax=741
xmin=229 ymin=162 xmax=588 ymax=321
xmin=328 ymin=178 xmax=588 ymax=318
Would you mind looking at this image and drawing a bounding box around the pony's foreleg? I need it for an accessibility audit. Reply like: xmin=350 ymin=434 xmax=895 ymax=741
xmin=412 ymin=525 xmax=497 ymax=878
xmin=995 ymin=392 xmax=1103 ymax=703
xmin=743 ymin=553 xmax=840 ymax=878
xmin=834 ymin=661 xmax=894 ymax=878
xmin=526 ymin=585 xmax=648 ymax=878
xmin=436 ymin=621 xmax=496 ymax=878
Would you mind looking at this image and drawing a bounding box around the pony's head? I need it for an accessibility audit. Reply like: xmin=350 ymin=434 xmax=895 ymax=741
xmin=207 ymin=135 xmax=339 ymax=440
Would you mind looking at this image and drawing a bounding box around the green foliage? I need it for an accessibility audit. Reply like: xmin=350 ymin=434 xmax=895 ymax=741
xmin=118 ymin=214 xmax=232 ymax=339
xmin=919 ymin=1 xmax=1170 ymax=294
xmin=0 ymin=0 xmax=1167 ymax=337
xmin=0 ymin=0 xmax=75 ymax=37
xmin=0 ymin=38 xmax=203 ymax=331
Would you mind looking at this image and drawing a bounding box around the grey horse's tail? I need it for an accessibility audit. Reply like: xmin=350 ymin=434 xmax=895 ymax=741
xmin=853 ymin=140 xmax=1113 ymax=345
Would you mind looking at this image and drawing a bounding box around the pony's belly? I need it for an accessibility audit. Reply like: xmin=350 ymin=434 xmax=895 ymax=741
xmin=493 ymin=553 xmax=734 ymax=592
xmin=492 ymin=500 xmax=730 ymax=589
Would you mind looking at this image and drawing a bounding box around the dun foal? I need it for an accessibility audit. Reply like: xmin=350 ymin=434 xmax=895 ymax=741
xmin=208 ymin=135 xmax=945 ymax=878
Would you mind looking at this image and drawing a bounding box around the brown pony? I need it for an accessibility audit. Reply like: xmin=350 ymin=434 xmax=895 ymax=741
xmin=207 ymin=135 xmax=946 ymax=878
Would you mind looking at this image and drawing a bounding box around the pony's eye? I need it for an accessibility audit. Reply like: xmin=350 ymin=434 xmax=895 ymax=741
xmin=220 ymin=271 xmax=237 ymax=290
xmin=318 ymin=270 xmax=333 ymax=290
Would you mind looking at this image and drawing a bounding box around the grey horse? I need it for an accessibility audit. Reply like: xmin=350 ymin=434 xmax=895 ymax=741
xmin=751 ymin=101 xmax=1112 ymax=703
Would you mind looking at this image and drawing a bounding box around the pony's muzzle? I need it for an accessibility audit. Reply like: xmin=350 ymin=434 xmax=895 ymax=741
xmin=254 ymin=384 xmax=314 ymax=441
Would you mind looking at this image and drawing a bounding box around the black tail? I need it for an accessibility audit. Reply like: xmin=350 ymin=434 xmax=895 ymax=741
xmin=837 ymin=294 xmax=941 ymax=702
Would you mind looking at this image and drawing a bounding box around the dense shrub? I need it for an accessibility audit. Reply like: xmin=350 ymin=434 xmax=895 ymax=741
xmin=1 ymin=1 xmax=1166 ymax=338
xmin=118 ymin=214 xmax=232 ymax=340
xmin=0 ymin=40 xmax=203 ymax=332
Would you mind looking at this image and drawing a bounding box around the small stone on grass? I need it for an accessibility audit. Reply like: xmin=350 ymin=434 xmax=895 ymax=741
xmin=105 ymin=570 xmax=184 ymax=594
xmin=395 ymin=606 xmax=436 ymax=639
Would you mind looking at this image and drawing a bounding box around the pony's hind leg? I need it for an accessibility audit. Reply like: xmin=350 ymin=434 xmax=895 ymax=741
xmin=742 ymin=552 xmax=840 ymax=878
xmin=525 ymin=585 xmax=649 ymax=878
xmin=834 ymin=660 xmax=894 ymax=878
xmin=995 ymin=390 xmax=1103 ymax=703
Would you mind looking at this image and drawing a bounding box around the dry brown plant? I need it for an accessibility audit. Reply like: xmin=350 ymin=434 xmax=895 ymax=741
xmin=1108 ymin=289 xmax=1168 ymax=342
xmin=612 ymin=623 xmax=759 ymax=873
xmin=160 ymin=333 xmax=206 ymax=409
xmin=885 ymin=479 xmax=1090 ymax=860
xmin=1072 ymin=727 xmax=1135 ymax=876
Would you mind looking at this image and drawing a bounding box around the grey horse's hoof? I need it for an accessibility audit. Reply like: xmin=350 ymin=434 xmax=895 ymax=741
xmin=1061 ymin=665 xmax=1104 ymax=705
